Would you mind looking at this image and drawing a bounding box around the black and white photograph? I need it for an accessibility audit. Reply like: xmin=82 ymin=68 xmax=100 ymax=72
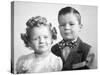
xmin=11 ymin=1 xmax=97 ymax=74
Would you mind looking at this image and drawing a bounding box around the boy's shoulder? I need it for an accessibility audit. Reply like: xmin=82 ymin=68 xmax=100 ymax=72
xmin=78 ymin=38 xmax=91 ymax=51
xmin=79 ymin=40 xmax=97 ymax=69
xmin=80 ymin=40 xmax=91 ymax=47
xmin=52 ymin=40 xmax=63 ymax=48
xmin=51 ymin=41 xmax=63 ymax=56
xmin=52 ymin=43 xmax=59 ymax=49
xmin=51 ymin=40 xmax=62 ymax=51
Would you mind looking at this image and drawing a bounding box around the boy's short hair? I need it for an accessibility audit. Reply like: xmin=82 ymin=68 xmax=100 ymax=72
xmin=58 ymin=7 xmax=81 ymax=24
xmin=21 ymin=16 xmax=57 ymax=47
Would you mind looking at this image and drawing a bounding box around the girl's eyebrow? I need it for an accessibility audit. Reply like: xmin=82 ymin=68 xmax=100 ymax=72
xmin=60 ymin=23 xmax=66 ymax=25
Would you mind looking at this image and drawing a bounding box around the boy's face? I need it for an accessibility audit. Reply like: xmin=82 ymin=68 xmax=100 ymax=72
xmin=29 ymin=26 xmax=52 ymax=54
xmin=58 ymin=13 xmax=82 ymax=41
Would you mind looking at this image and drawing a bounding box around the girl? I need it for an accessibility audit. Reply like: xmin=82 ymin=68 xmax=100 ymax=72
xmin=16 ymin=16 xmax=62 ymax=73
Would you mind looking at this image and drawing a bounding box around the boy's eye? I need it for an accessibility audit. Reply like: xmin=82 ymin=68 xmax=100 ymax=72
xmin=32 ymin=38 xmax=38 ymax=40
xmin=70 ymin=23 xmax=74 ymax=26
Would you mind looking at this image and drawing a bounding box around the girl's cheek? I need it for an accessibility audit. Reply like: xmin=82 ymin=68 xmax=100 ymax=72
xmin=47 ymin=39 xmax=52 ymax=44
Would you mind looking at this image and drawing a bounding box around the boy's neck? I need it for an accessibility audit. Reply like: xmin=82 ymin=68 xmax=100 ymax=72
xmin=64 ymin=37 xmax=78 ymax=43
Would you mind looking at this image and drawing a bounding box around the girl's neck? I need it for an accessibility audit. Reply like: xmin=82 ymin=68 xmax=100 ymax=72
xmin=34 ymin=50 xmax=51 ymax=60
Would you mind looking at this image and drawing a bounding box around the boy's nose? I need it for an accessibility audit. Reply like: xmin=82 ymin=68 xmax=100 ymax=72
xmin=65 ymin=24 xmax=71 ymax=30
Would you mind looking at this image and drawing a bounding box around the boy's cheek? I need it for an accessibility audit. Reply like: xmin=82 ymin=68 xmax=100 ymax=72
xmin=71 ymin=27 xmax=80 ymax=34
xmin=59 ymin=29 xmax=64 ymax=34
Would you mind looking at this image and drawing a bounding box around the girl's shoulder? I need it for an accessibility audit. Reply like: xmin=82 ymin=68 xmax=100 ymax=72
xmin=49 ymin=53 xmax=63 ymax=70
xmin=16 ymin=53 xmax=35 ymax=73
xmin=50 ymin=53 xmax=61 ymax=60
xmin=17 ymin=53 xmax=34 ymax=62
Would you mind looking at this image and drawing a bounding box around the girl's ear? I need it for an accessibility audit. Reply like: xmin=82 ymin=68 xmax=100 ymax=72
xmin=28 ymin=42 xmax=33 ymax=50
xmin=51 ymin=38 xmax=53 ymax=44
xmin=28 ymin=42 xmax=31 ymax=47
xmin=51 ymin=40 xmax=53 ymax=44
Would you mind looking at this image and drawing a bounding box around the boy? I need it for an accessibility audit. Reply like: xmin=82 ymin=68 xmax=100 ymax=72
xmin=51 ymin=7 xmax=97 ymax=70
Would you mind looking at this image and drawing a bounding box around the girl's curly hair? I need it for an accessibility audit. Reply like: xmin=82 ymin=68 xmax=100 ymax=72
xmin=21 ymin=16 xmax=57 ymax=47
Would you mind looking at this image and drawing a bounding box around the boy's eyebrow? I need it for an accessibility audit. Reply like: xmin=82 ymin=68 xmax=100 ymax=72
xmin=60 ymin=21 xmax=75 ymax=25
xmin=69 ymin=21 xmax=76 ymax=24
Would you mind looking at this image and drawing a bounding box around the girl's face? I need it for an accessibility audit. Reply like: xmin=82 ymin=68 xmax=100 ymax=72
xmin=29 ymin=26 xmax=52 ymax=54
xmin=59 ymin=13 xmax=82 ymax=41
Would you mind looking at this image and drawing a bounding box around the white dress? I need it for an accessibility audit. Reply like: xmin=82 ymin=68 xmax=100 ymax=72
xmin=16 ymin=52 xmax=62 ymax=74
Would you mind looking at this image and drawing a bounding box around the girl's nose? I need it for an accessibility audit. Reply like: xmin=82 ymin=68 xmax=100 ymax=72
xmin=65 ymin=24 xmax=71 ymax=30
xmin=39 ymin=37 xmax=45 ymax=44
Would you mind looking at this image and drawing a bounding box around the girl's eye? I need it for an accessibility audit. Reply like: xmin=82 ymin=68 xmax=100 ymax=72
xmin=60 ymin=24 xmax=66 ymax=27
xmin=44 ymin=36 xmax=48 ymax=39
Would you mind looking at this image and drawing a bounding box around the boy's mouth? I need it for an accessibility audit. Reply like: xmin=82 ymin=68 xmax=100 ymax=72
xmin=39 ymin=45 xmax=46 ymax=48
xmin=64 ymin=32 xmax=71 ymax=35
xmin=64 ymin=30 xmax=72 ymax=34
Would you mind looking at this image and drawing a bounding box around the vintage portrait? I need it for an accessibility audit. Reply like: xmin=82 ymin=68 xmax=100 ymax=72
xmin=11 ymin=1 xmax=97 ymax=74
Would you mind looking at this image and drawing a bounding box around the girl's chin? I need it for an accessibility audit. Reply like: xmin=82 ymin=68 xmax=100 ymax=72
xmin=35 ymin=50 xmax=50 ymax=55
xmin=36 ymin=48 xmax=50 ymax=53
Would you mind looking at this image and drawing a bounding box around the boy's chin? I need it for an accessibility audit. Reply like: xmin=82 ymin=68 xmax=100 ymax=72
xmin=63 ymin=36 xmax=75 ymax=41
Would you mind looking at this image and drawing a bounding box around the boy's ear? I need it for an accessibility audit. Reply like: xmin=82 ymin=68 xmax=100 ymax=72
xmin=79 ymin=24 xmax=83 ymax=29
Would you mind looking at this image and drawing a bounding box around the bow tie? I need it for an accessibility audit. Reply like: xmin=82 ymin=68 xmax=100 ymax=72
xmin=58 ymin=39 xmax=77 ymax=49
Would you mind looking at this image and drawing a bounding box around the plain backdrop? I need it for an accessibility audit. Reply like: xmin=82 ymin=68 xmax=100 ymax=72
xmin=0 ymin=0 xmax=100 ymax=75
